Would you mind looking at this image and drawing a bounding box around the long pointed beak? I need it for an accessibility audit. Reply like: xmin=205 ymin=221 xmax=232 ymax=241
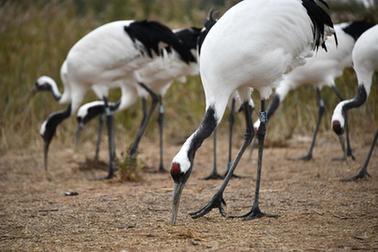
xmin=75 ymin=123 xmax=84 ymax=146
xmin=26 ymin=87 xmax=38 ymax=103
xmin=171 ymin=182 xmax=185 ymax=225
xmin=43 ymin=140 xmax=50 ymax=172
xmin=337 ymin=134 xmax=347 ymax=160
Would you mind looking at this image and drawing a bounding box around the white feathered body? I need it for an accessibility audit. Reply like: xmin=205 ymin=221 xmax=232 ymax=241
xmin=76 ymin=34 xmax=199 ymax=118
xmin=172 ymin=0 xmax=334 ymax=172
xmin=332 ymin=25 xmax=378 ymax=127
xmin=275 ymin=24 xmax=356 ymax=99
xmin=66 ymin=21 xmax=151 ymax=111
xmin=135 ymin=49 xmax=198 ymax=98
xmin=352 ymin=25 xmax=378 ymax=95
xmin=200 ymin=0 xmax=316 ymax=120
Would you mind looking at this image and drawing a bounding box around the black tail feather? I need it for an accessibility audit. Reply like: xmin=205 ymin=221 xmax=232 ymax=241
xmin=302 ymin=0 xmax=336 ymax=51
xmin=124 ymin=20 xmax=196 ymax=64
xmin=197 ymin=9 xmax=219 ymax=55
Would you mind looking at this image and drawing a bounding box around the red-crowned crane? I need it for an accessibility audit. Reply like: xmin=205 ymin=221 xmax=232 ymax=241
xmin=75 ymin=27 xmax=201 ymax=173
xmin=170 ymin=0 xmax=336 ymax=224
xmin=198 ymin=11 xmax=254 ymax=180
xmin=332 ymin=25 xmax=378 ymax=181
xmin=37 ymin=20 xmax=197 ymax=179
xmin=253 ymin=21 xmax=375 ymax=161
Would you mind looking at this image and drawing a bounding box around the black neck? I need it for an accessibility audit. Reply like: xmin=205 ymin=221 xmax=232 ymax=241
xmin=187 ymin=106 xmax=217 ymax=162
xmin=343 ymin=21 xmax=376 ymax=41
xmin=342 ymin=85 xmax=367 ymax=113
xmin=50 ymin=103 xmax=72 ymax=125
xmin=42 ymin=104 xmax=72 ymax=143
xmin=267 ymin=95 xmax=280 ymax=120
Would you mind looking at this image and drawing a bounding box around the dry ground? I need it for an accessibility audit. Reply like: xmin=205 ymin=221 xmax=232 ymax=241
xmin=0 ymin=131 xmax=377 ymax=251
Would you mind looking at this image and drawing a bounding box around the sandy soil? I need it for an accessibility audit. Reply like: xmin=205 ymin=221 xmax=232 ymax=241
xmin=0 ymin=131 xmax=377 ymax=251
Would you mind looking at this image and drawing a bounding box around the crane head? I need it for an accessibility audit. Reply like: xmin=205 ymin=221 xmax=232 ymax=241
xmin=75 ymin=100 xmax=120 ymax=144
xmin=40 ymin=104 xmax=72 ymax=171
xmin=77 ymin=101 xmax=106 ymax=126
xmin=332 ymin=120 xmax=344 ymax=135
xmin=35 ymin=76 xmax=56 ymax=91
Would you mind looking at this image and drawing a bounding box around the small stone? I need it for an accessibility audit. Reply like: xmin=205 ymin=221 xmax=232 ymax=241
xmin=127 ymin=223 xmax=136 ymax=229
xmin=191 ymin=239 xmax=200 ymax=246
xmin=64 ymin=191 xmax=79 ymax=196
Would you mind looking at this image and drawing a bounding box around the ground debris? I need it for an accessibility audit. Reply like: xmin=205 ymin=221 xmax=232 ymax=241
xmin=1 ymin=134 xmax=377 ymax=251
xmin=77 ymin=158 xmax=108 ymax=171
xmin=331 ymin=213 xmax=356 ymax=220
xmin=38 ymin=208 xmax=58 ymax=213
xmin=352 ymin=233 xmax=369 ymax=241
xmin=119 ymin=156 xmax=142 ymax=182
xmin=147 ymin=207 xmax=169 ymax=212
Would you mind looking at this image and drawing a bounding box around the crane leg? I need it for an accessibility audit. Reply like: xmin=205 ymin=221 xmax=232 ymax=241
xmin=331 ymin=85 xmax=355 ymax=161
xmin=127 ymin=97 xmax=147 ymax=157
xmin=230 ymin=100 xmax=278 ymax=220
xmin=294 ymin=88 xmax=324 ymax=161
xmin=128 ymin=83 xmax=158 ymax=159
xmin=157 ymin=95 xmax=167 ymax=173
xmin=250 ymin=94 xmax=279 ymax=161
xmin=342 ymin=129 xmax=377 ymax=181
xmin=100 ymin=97 xmax=115 ymax=179
xmin=94 ymin=113 xmax=105 ymax=162
xmin=203 ymin=128 xmax=223 ymax=180
xmin=224 ymin=98 xmax=244 ymax=178
xmin=190 ymin=102 xmax=254 ymax=219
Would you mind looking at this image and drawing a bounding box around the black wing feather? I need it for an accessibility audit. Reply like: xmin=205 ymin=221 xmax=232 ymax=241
xmin=302 ymin=0 xmax=336 ymax=51
xmin=197 ymin=9 xmax=218 ymax=55
xmin=174 ymin=27 xmax=202 ymax=52
xmin=124 ymin=20 xmax=196 ymax=64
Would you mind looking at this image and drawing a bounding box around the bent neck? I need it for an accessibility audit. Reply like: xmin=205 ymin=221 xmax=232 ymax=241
xmin=186 ymin=106 xmax=218 ymax=162
xmin=267 ymin=94 xmax=280 ymax=119
xmin=342 ymin=85 xmax=367 ymax=113
xmin=41 ymin=103 xmax=72 ymax=142
xmin=53 ymin=103 xmax=72 ymax=125
xmin=46 ymin=79 xmax=62 ymax=101
xmin=51 ymin=89 xmax=62 ymax=101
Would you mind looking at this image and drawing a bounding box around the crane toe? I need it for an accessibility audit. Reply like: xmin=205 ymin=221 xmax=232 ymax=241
xmin=189 ymin=192 xmax=226 ymax=219
xmin=229 ymin=206 xmax=279 ymax=221
xmin=341 ymin=169 xmax=371 ymax=182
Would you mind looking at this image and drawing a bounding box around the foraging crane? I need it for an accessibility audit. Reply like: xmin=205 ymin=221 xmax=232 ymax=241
xmin=170 ymin=0 xmax=336 ymax=224
xmin=198 ymin=11 xmax=254 ymax=180
xmin=332 ymin=25 xmax=378 ymax=181
xmin=253 ymin=21 xmax=375 ymax=161
xmin=35 ymin=62 xmax=133 ymax=165
xmin=75 ymin=27 xmax=201 ymax=173
xmin=37 ymin=20 xmax=197 ymax=179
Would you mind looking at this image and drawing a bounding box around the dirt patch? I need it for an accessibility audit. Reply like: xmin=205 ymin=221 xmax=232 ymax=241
xmin=0 ymin=132 xmax=377 ymax=251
